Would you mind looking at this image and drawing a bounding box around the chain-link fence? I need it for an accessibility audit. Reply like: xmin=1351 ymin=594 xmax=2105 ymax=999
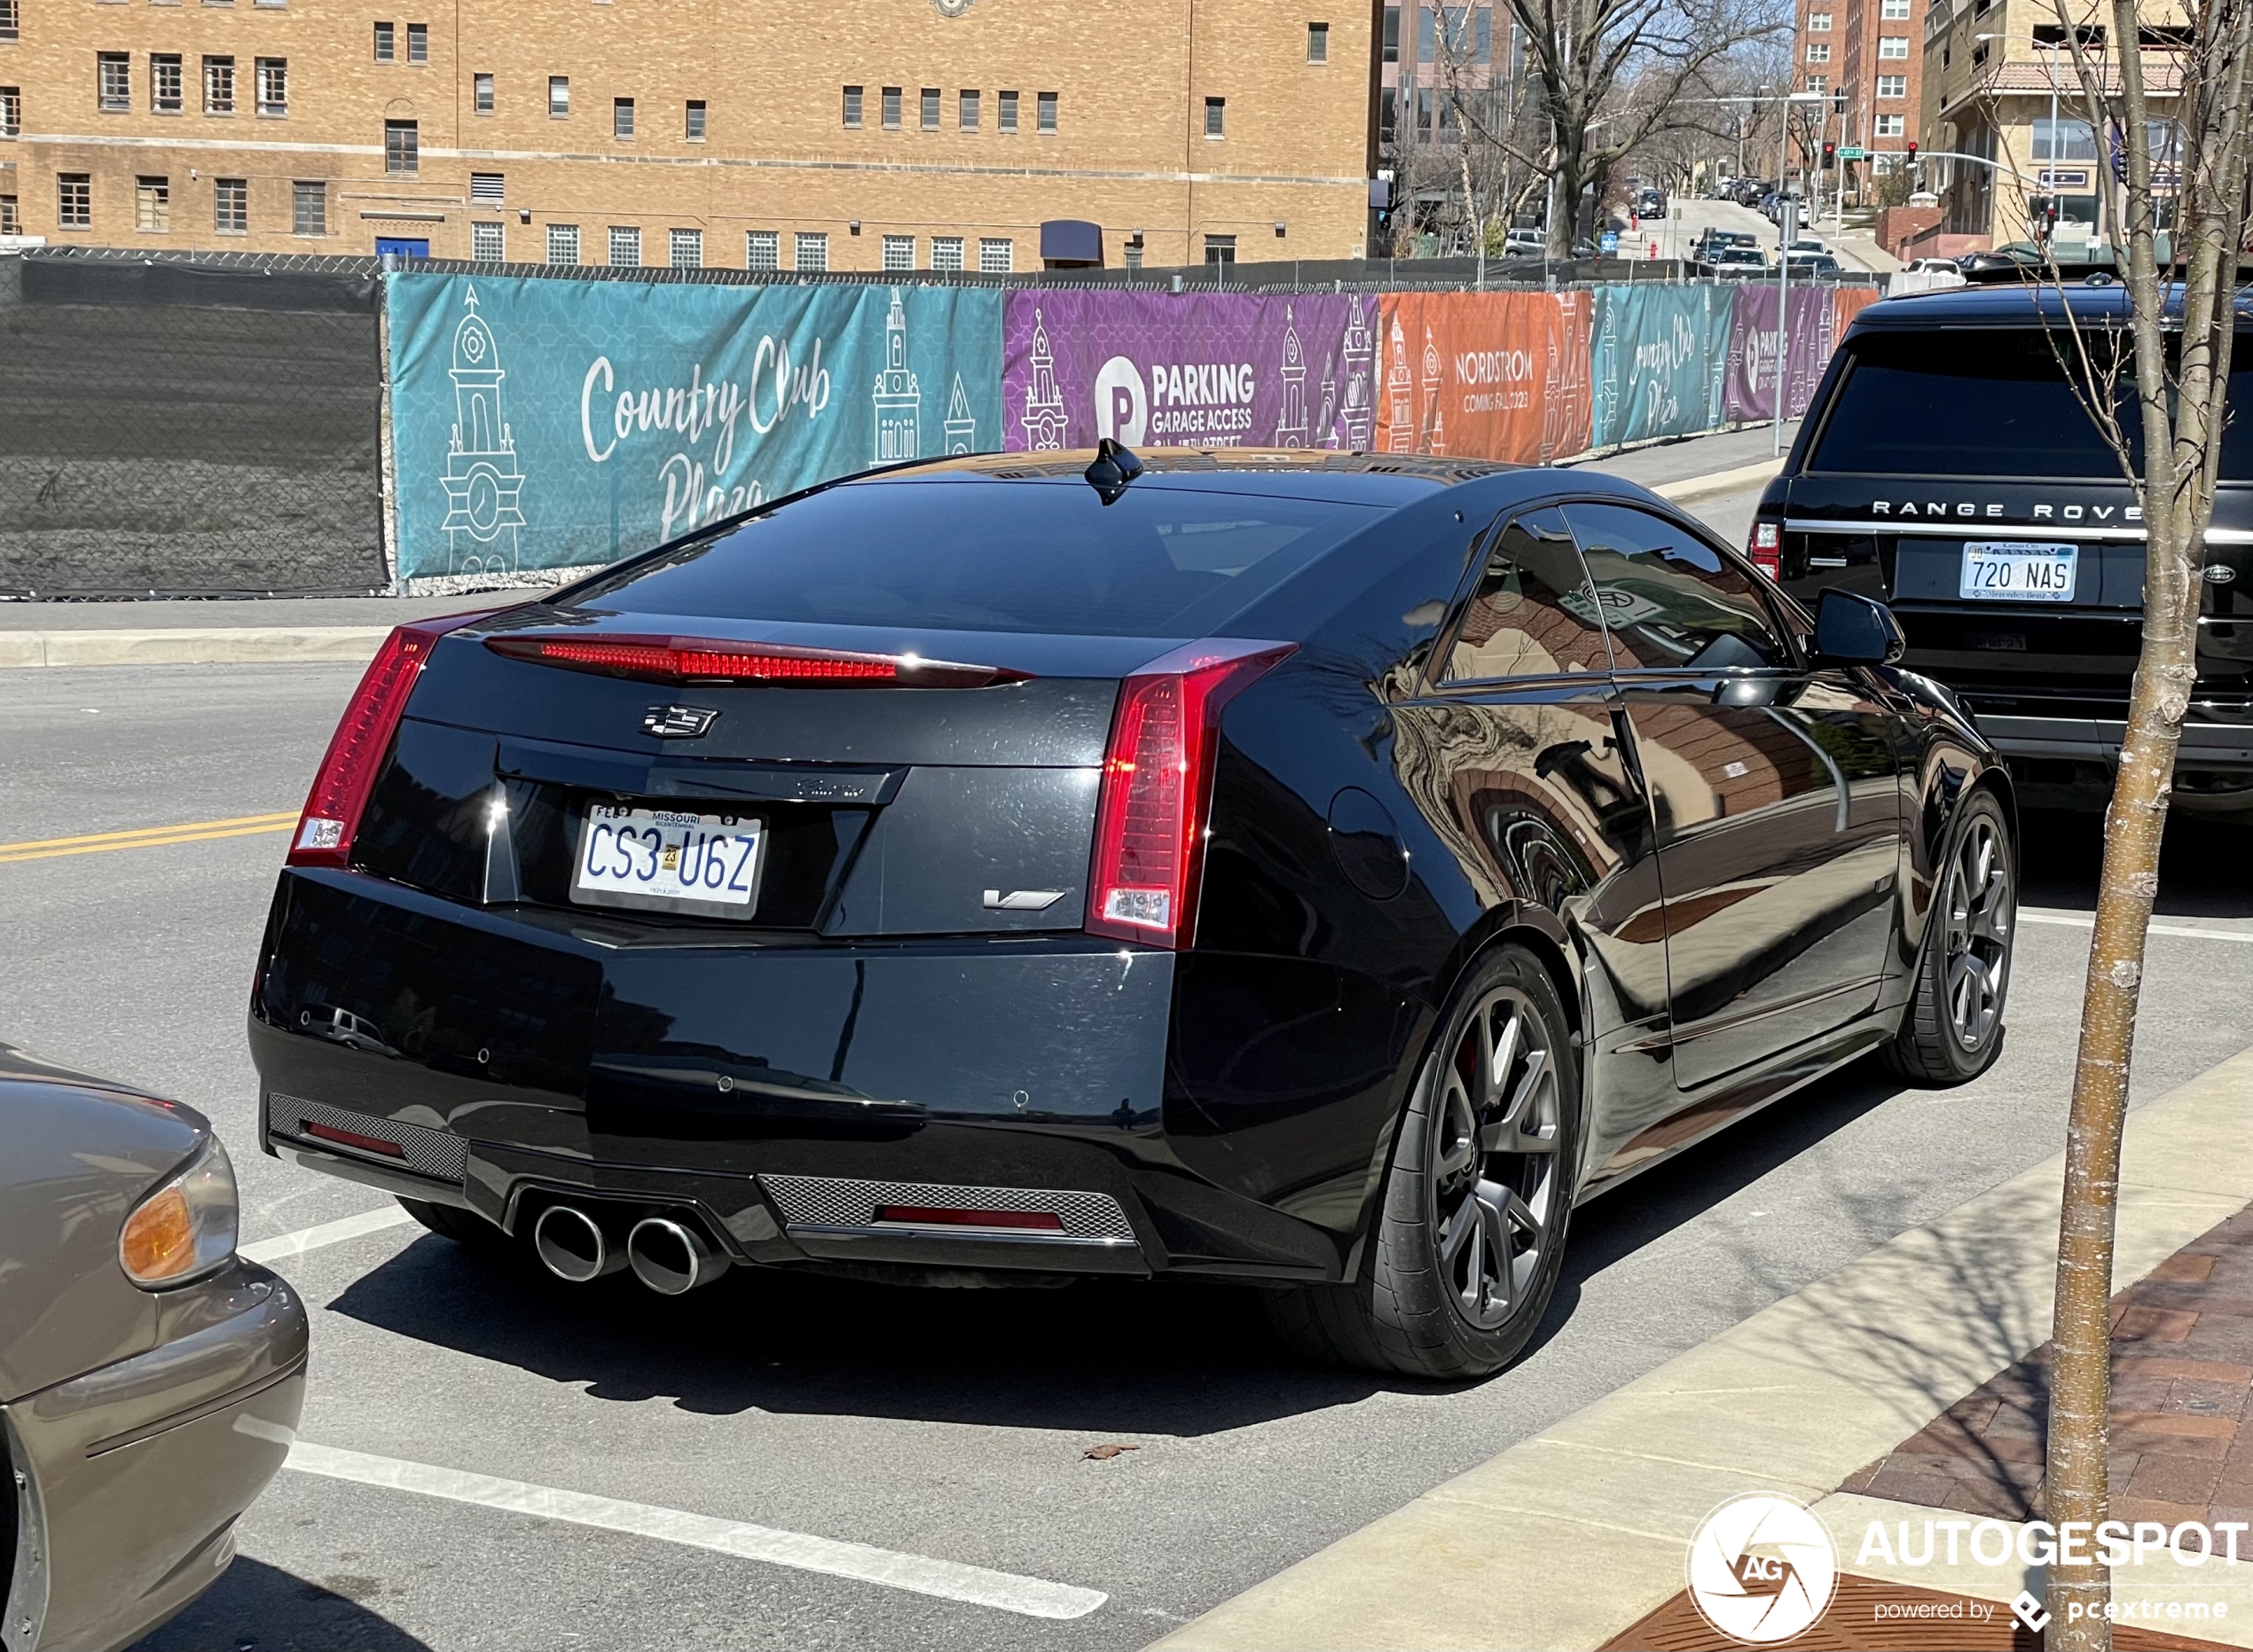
xmin=0 ymin=249 xmax=388 ymax=598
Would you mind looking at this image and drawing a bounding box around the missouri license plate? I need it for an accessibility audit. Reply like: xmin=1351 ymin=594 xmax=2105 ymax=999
xmin=572 ymin=804 xmax=765 ymax=917
xmin=1960 ymin=542 xmax=2077 ymax=602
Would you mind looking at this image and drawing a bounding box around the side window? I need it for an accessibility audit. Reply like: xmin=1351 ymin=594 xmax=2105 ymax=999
xmin=1438 ymin=507 xmax=1609 ymax=685
xmin=1562 ymin=502 xmax=1787 ymax=671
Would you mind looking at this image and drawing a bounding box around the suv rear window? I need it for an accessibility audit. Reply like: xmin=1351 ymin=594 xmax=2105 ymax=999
xmin=1811 ymin=328 xmax=2253 ymax=479
xmin=568 ymin=481 xmax=1378 ymax=637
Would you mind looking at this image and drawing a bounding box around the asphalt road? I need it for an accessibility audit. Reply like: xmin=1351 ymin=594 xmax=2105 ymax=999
xmin=4 ymin=536 xmax=2249 ymax=1652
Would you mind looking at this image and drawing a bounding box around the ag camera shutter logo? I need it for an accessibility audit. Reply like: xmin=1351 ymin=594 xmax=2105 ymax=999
xmin=1092 ymin=356 xmax=1148 ymax=445
xmin=1686 ymin=1492 xmax=1838 ymax=1644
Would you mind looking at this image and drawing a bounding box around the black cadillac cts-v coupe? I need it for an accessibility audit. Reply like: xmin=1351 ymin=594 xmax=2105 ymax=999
xmin=251 ymin=445 xmax=2017 ymax=1378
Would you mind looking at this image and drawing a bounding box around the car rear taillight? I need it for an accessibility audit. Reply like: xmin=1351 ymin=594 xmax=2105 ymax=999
xmin=484 ymin=633 xmax=1029 ymax=689
xmin=1748 ymin=519 xmax=1783 ymax=581
xmin=1087 ymin=639 xmax=1294 ymax=950
xmin=287 ymin=611 xmax=495 ymax=869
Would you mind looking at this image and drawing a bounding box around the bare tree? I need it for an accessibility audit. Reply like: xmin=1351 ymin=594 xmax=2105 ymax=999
xmin=2021 ymin=0 xmax=2253 ymax=1645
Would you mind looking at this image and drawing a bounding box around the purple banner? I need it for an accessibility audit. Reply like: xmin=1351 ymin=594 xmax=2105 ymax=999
xmin=1723 ymin=286 xmax=1839 ymax=423
xmin=1003 ymin=291 xmax=1380 ymax=452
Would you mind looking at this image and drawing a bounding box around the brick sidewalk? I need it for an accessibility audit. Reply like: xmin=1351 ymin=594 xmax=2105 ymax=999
xmin=1841 ymin=1205 xmax=2253 ymax=1530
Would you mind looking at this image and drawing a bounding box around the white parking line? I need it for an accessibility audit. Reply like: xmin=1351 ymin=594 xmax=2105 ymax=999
xmin=239 ymin=1204 xmax=418 ymax=1264
xmin=282 ymin=1441 xmax=1107 ymax=1620
xmin=2019 ymin=908 xmax=2253 ymax=944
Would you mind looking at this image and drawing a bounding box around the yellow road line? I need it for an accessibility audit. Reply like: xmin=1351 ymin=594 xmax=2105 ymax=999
xmin=0 ymin=811 xmax=299 ymax=865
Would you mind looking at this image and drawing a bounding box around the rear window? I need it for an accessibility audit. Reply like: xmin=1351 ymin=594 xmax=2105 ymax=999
xmin=1810 ymin=328 xmax=2253 ymax=479
xmin=567 ymin=481 xmax=1378 ymax=637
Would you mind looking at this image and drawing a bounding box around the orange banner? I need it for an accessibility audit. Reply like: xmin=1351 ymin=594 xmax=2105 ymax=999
xmin=1833 ymin=285 xmax=1881 ymax=337
xmin=1375 ymin=291 xmax=1592 ymax=464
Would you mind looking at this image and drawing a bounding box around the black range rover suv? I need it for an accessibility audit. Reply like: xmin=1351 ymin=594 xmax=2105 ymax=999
xmin=1749 ymin=283 xmax=2253 ymax=813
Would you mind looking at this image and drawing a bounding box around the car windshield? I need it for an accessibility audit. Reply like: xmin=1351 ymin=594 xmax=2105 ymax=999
xmin=1810 ymin=328 xmax=2253 ymax=479
xmin=565 ymin=480 xmax=1381 ymax=636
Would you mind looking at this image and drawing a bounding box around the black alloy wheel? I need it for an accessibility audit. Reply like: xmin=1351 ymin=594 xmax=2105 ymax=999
xmin=1884 ymin=789 xmax=2015 ymax=1084
xmin=1266 ymin=944 xmax=1581 ymax=1379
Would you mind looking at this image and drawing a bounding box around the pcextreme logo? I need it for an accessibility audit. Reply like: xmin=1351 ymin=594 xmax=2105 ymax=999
xmin=1686 ymin=1493 xmax=1839 ymax=1645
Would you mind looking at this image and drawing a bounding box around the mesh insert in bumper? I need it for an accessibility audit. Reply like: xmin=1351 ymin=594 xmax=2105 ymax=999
xmin=759 ymin=1173 xmax=1134 ymax=1242
xmin=271 ymin=1093 xmax=467 ymax=1185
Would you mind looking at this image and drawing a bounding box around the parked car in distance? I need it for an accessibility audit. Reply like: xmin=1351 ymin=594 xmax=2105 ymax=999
xmin=1906 ymin=257 xmax=1963 ymax=274
xmin=254 ymin=445 xmax=2018 ymax=1382
xmin=1784 ymin=252 xmax=1845 ymax=278
xmin=2 ymin=1043 xmax=307 ymax=1652
xmin=1503 ymin=228 xmax=1547 ymax=256
xmin=1701 ymin=247 xmax=1770 ymax=276
xmin=1634 ymin=189 xmax=1668 ymax=220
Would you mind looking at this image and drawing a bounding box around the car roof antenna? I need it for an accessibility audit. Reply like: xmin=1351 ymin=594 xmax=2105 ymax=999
xmin=1084 ymin=436 xmax=1145 ymax=505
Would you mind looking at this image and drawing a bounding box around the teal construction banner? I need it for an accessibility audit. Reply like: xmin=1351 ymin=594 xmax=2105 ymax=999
xmin=1589 ymin=285 xmax=1734 ymax=450
xmin=385 ymin=272 xmax=1004 ymax=580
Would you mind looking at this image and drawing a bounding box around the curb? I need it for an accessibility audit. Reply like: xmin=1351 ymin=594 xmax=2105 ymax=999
xmin=1651 ymin=457 xmax=1784 ymax=506
xmin=0 ymin=627 xmax=394 ymax=669
xmin=1149 ymin=1046 xmax=2253 ymax=1652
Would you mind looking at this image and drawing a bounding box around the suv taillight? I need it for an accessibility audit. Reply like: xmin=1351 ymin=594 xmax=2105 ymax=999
xmin=1748 ymin=519 xmax=1783 ymax=582
xmin=1086 ymin=640 xmax=1294 ymax=949
xmin=287 ymin=612 xmax=495 ymax=869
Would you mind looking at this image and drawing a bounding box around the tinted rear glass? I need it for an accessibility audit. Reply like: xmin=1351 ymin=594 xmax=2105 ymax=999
xmin=567 ymin=481 xmax=1378 ymax=636
xmin=1811 ymin=328 xmax=2253 ymax=478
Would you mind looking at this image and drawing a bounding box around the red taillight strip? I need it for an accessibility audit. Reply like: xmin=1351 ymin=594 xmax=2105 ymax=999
xmin=1086 ymin=639 xmax=1295 ymax=950
xmin=484 ymin=633 xmax=1028 ymax=689
xmin=288 ymin=610 xmax=498 ymax=870
xmin=302 ymin=1119 xmax=407 ymax=1159
xmin=872 ymin=1205 xmax=1065 ymax=1231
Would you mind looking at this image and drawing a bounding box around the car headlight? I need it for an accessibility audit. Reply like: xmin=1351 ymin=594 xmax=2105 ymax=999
xmin=119 ymin=1139 xmax=240 ymax=1289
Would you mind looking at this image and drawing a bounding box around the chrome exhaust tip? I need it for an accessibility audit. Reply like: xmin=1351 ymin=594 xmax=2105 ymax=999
xmin=625 ymin=1217 xmax=730 ymax=1296
xmin=531 ymin=1203 xmax=624 ymax=1282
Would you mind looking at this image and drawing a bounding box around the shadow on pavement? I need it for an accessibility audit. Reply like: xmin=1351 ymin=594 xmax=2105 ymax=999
xmin=2018 ymin=805 xmax=2253 ymax=920
xmin=129 ymin=1558 xmax=434 ymax=1652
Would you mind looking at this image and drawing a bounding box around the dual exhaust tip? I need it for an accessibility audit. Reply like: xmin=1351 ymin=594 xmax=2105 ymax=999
xmin=530 ymin=1203 xmax=729 ymax=1295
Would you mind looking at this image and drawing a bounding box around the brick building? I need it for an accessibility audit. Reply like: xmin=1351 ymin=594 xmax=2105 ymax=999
xmin=0 ymin=0 xmax=1378 ymax=269
xmin=1794 ymin=0 xmax=1926 ymax=186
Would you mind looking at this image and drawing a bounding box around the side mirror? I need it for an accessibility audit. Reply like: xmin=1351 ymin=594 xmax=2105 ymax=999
xmin=1813 ymin=589 xmax=1905 ymax=666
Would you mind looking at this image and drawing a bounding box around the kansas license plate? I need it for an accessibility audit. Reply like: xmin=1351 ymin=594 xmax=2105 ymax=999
xmin=572 ymin=804 xmax=765 ymax=916
xmin=1960 ymin=542 xmax=2077 ymax=602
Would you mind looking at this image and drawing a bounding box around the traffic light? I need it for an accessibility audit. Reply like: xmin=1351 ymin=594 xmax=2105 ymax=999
xmin=1823 ymin=140 xmax=1837 ymax=166
xmin=2028 ymin=193 xmax=2058 ymax=239
xmin=1906 ymin=140 xmax=1919 ymax=160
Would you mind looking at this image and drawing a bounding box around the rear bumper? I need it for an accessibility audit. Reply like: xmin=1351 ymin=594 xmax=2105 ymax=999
xmin=1978 ymin=713 xmax=2253 ymax=771
xmin=252 ymin=869 xmax=1351 ymax=1282
xmin=5 ymin=1263 xmax=306 ymax=1652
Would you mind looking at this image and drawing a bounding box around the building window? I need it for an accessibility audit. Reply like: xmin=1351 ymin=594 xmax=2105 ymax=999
xmin=385 ymin=118 xmax=418 ymax=172
xmin=930 ymin=234 xmax=962 ymax=270
xmin=977 ymin=236 xmax=1011 ymax=272
xmin=1806 ymin=74 xmax=1829 ymax=95
xmin=1877 ymin=73 xmax=1907 ymax=97
xmin=1881 ymin=0 xmax=1911 ymax=16
xmin=0 ymin=86 xmax=18 ymax=136
xmin=1205 ymin=95 xmax=1225 ymax=136
xmin=608 ymin=223 xmax=640 ymax=265
xmin=291 ymin=178 xmax=324 ymax=234
xmin=1037 ymin=90 xmax=1056 ymax=132
xmin=882 ymin=233 xmax=913 ymax=270
xmin=58 ymin=173 xmax=91 ymax=228
xmin=204 ymin=56 xmax=234 ymax=113
xmin=135 ymin=175 xmax=169 ymax=231
xmin=373 ymin=20 xmax=395 ymax=60
xmin=746 ymin=228 xmax=779 ymax=270
xmin=842 ymin=84 xmax=861 ymax=127
xmin=98 ymin=53 xmax=130 ymax=113
xmin=214 ymin=176 xmax=247 ymax=231
xmin=795 ymin=231 xmax=828 ymax=271
xmin=474 ymin=72 xmax=493 ymax=112
xmin=1805 ymin=41 xmax=1830 ymax=60
xmin=472 ymin=221 xmax=505 ymax=260
xmin=669 ymin=226 xmax=702 ymax=268
xmin=1879 ymin=35 xmax=1908 ymax=55
xmin=0 ymin=197 xmax=17 ymax=235
xmin=1308 ymin=20 xmax=1329 ymax=60
xmin=998 ymin=89 xmax=1018 ymax=131
xmin=959 ymin=89 xmax=978 ymax=129
xmin=151 ymin=54 xmax=183 ymax=113
xmin=0 ymin=0 xmax=16 ymax=40
xmin=548 ymin=75 xmax=569 ymax=117
xmin=881 ymin=85 xmax=900 ymax=129
xmin=614 ymin=97 xmax=633 ymax=137
xmin=546 ymin=222 xmax=579 ymax=262
xmin=686 ymin=98 xmax=706 ymax=138
xmin=407 ymin=22 xmax=427 ymax=62
xmin=921 ymin=87 xmax=939 ymax=130
xmin=1876 ymin=112 xmax=1906 ymax=136
xmin=1807 ymin=10 xmax=1831 ymax=26
xmin=1378 ymin=85 xmax=1395 ymax=142
xmin=1382 ymin=4 xmax=1399 ymax=62
xmin=1204 ymin=232 xmax=1236 ymax=265
xmin=256 ymin=58 xmax=287 ymax=115
xmin=469 ymin=171 xmax=504 ymax=202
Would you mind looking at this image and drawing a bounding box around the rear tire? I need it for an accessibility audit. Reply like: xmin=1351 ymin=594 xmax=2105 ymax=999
xmin=398 ymin=1196 xmax=503 ymax=1248
xmin=1266 ymin=944 xmax=1581 ymax=1380
xmin=1882 ymin=789 xmax=2015 ymax=1085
